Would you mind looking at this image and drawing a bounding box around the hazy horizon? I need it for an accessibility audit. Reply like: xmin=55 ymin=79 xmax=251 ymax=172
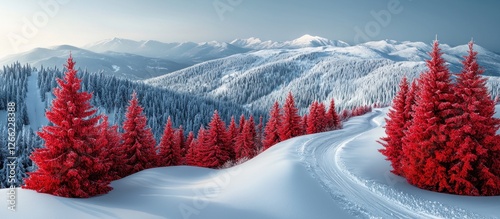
xmin=1 ymin=0 xmax=499 ymax=58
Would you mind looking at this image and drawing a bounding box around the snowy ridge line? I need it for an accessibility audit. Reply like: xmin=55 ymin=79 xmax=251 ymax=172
xmin=297 ymin=137 xmax=372 ymax=218
xmin=333 ymin=110 xmax=488 ymax=219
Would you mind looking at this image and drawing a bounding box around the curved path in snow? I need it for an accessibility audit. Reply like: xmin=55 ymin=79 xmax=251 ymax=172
xmin=297 ymin=109 xmax=486 ymax=219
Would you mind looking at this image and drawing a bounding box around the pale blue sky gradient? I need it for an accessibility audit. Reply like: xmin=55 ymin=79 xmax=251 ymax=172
xmin=1 ymin=0 xmax=499 ymax=57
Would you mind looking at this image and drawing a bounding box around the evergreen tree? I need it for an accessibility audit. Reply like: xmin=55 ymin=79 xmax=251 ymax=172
xmin=326 ymin=98 xmax=341 ymax=130
xmin=404 ymin=80 xmax=418 ymax=130
xmin=378 ymin=77 xmax=410 ymax=176
xmin=402 ymin=41 xmax=456 ymax=192
xmin=279 ymin=92 xmax=302 ymax=141
xmin=256 ymin=116 xmax=264 ymax=152
xmin=121 ymin=92 xmax=158 ymax=176
xmin=307 ymin=101 xmax=327 ymax=134
xmin=197 ymin=111 xmax=231 ymax=168
xmin=175 ymin=126 xmax=186 ymax=162
xmin=238 ymin=114 xmax=246 ymax=135
xmin=263 ymin=101 xmax=282 ymax=150
xmin=186 ymin=126 xmax=205 ymax=166
xmin=235 ymin=115 xmax=257 ymax=161
xmin=227 ymin=116 xmax=238 ymax=160
xmin=158 ymin=117 xmax=181 ymax=166
xmin=184 ymin=131 xmax=195 ymax=165
xmin=97 ymin=116 xmax=123 ymax=180
xmin=23 ymin=55 xmax=112 ymax=198
xmin=302 ymin=114 xmax=308 ymax=135
xmin=447 ymin=41 xmax=500 ymax=196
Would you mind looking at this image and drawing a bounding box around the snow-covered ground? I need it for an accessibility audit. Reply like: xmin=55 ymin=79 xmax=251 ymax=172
xmin=25 ymin=71 xmax=48 ymax=130
xmin=1 ymin=106 xmax=499 ymax=218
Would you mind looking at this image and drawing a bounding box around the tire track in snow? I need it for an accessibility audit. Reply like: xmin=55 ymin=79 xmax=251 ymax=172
xmin=298 ymin=109 xmax=486 ymax=219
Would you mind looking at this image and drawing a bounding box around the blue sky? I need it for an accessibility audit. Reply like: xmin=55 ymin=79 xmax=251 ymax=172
xmin=1 ymin=0 xmax=499 ymax=57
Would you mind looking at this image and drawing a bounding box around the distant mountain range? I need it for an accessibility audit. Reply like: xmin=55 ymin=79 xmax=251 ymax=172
xmin=0 ymin=45 xmax=188 ymax=80
xmin=144 ymin=39 xmax=500 ymax=112
xmin=1 ymin=35 xmax=499 ymax=83
xmin=84 ymin=38 xmax=250 ymax=64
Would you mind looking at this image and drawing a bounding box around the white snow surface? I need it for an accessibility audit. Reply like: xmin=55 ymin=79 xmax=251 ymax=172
xmin=24 ymin=71 xmax=48 ymax=130
xmin=1 ymin=106 xmax=499 ymax=218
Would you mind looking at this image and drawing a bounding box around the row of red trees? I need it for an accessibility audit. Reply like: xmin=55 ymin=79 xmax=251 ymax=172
xmin=379 ymin=41 xmax=500 ymax=196
xmin=24 ymin=55 xmax=352 ymax=197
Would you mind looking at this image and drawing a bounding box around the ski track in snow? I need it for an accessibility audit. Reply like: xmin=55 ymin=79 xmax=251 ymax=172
xmin=298 ymin=109 xmax=487 ymax=219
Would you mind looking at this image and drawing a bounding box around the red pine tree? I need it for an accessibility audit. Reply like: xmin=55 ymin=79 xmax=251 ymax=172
xmin=158 ymin=117 xmax=181 ymax=166
xmin=120 ymin=92 xmax=158 ymax=176
xmin=255 ymin=116 xmax=264 ymax=152
xmin=402 ymin=41 xmax=456 ymax=192
xmin=227 ymin=116 xmax=238 ymax=160
xmin=184 ymin=131 xmax=195 ymax=164
xmin=447 ymin=41 xmax=500 ymax=196
xmin=403 ymin=79 xmax=418 ymax=131
xmin=238 ymin=114 xmax=246 ymax=134
xmin=186 ymin=126 xmax=205 ymax=166
xmin=302 ymin=114 xmax=308 ymax=135
xmin=307 ymin=101 xmax=327 ymax=134
xmin=185 ymin=131 xmax=194 ymax=151
xmin=326 ymin=98 xmax=341 ymax=130
xmin=197 ymin=111 xmax=231 ymax=168
xmin=24 ymin=55 xmax=112 ymax=197
xmin=98 ymin=116 xmax=124 ymax=180
xmin=378 ymin=77 xmax=410 ymax=176
xmin=279 ymin=92 xmax=302 ymax=141
xmin=174 ymin=126 xmax=185 ymax=160
xmin=263 ymin=101 xmax=282 ymax=150
xmin=234 ymin=115 xmax=257 ymax=161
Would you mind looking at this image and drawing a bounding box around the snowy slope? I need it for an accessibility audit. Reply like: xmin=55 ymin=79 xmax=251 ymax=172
xmin=2 ymin=105 xmax=499 ymax=218
xmin=145 ymin=42 xmax=500 ymax=112
xmin=0 ymin=45 xmax=188 ymax=80
xmin=24 ymin=71 xmax=48 ymax=130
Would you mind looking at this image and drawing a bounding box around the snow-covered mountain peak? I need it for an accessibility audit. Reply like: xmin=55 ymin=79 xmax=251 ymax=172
xmin=290 ymin=34 xmax=332 ymax=46
xmin=230 ymin=37 xmax=264 ymax=47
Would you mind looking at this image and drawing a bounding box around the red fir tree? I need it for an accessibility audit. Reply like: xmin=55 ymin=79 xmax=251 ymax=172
xmin=174 ymin=126 xmax=185 ymax=160
xmin=403 ymin=79 xmax=418 ymax=130
xmin=263 ymin=101 xmax=282 ymax=150
xmin=402 ymin=40 xmax=456 ymax=192
xmin=186 ymin=126 xmax=205 ymax=166
xmin=447 ymin=41 xmax=500 ymax=196
xmin=120 ymin=92 xmax=158 ymax=176
xmin=227 ymin=116 xmax=238 ymax=160
xmin=279 ymin=92 xmax=302 ymax=141
xmin=185 ymin=131 xmax=194 ymax=151
xmin=255 ymin=116 xmax=264 ymax=152
xmin=302 ymin=114 xmax=308 ymax=135
xmin=326 ymin=98 xmax=341 ymax=130
xmin=378 ymin=77 xmax=410 ymax=176
xmin=98 ymin=116 xmax=124 ymax=180
xmin=238 ymin=114 xmax=246 ymax=134
xmin=197 ymin=111 xmax=231 ymax=168
xmin=24 ymin=55 xmax=112 ymax=198
xmin=158 ymin=117 xmax=181 ymax=166
xmin=184 ymin=131 xmax=195 ymax=164
xmin=340 ymin=109 xmax=351 ymax=121
xmin=235 ymin=115 xmax=257 ymax=161
xmin=307 ymin=101 xmax=327 ymax=134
